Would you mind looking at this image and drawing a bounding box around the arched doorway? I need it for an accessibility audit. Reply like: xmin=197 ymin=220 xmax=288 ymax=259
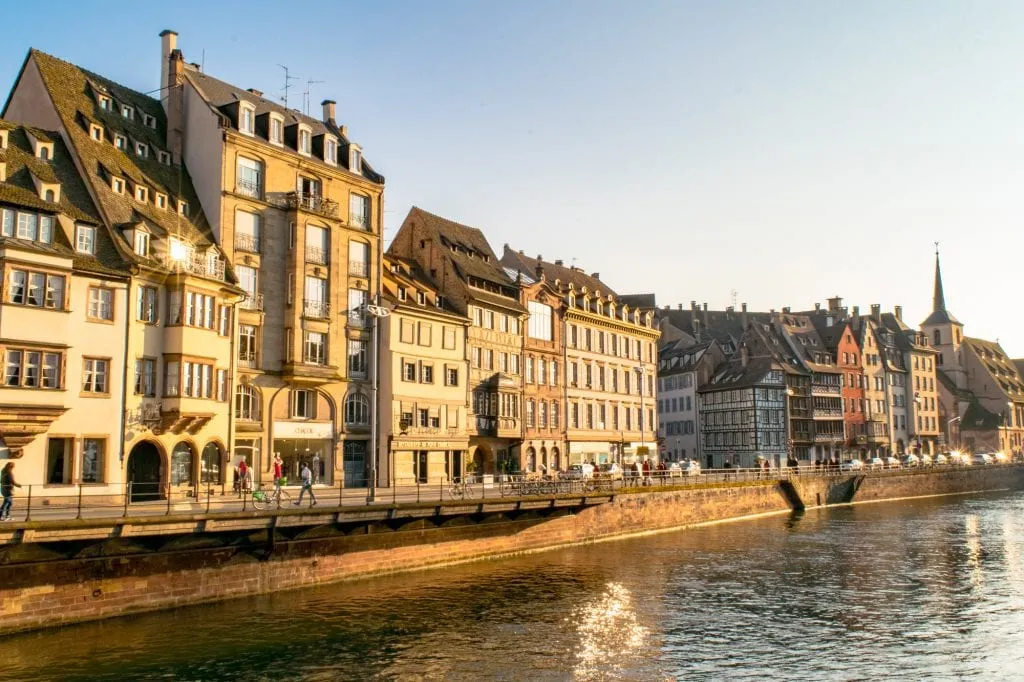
xmin=550 ymin=446 xmax=560 ymax=472
xmin=127 ymin=441 xmax=162 ymax=501
xmin=201 ymin=442 xmax=222 ymax=486
xmin=170 ymin=442 xmax=195 ymax=486
xmin=473 ymin=444 xmax=491 ymax=477
xmin=540 ymin=447 xmax=548 ymax=471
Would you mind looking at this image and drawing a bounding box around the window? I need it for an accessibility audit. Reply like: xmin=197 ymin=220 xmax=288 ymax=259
xmin=417 ymin=291 xmax=426 ymax=305
xmin=305 ymin=224 xmax=328 ymax=264
xmin=178 ymin=200 xmax=188 ymax=217
xmin=135 ymin=142 xmax=148 ymax=159
xmin=403 ymin=361 xmax=417 ymax=382
xmin=158 ymin=151 xmax=171 ymax=165
xmin=112 ymin=177 xmax=124 ymax=194
xmin=349 ymin=146 xmax=362 ymax=174
xmin=348 ymin=339 xmax=367 ymax=378
xmin=134 ymin=357 xmax=157 ymax=396
xmin=185 ymin=292 xmax=216 ymax=329
xmin=81 ymin=439 xmax=104 ymax=483
xmin=17 ymin=211 xmax=38 ymax=240
xmin=143 ymin=113 xmax=157 ymax=129
xmin=88 ymin=287 xmax=113 ymax=321
xmin=134 ymin=230 xmax=150 ymax=256
xmin=304 ymin=276 xmax=329 ymax=318
xmin=134 ymin=185 xmax=148 ymax=203
xmin=349 ymin=241 xmax=370 ymax=277
xmin=446 ymin=367 xmax=459 ymax=386
xmin=155 ymin=193 xmax=167 ymax=210
xmin=218 ymin=305 xmax=230 ymax=336
xmin=114 ymin=134 xmax=127 ymax=151
xmin=422 ymin=365 xmax=434 ymax=384
xmin=325 ymin=137 xmax=337 ymax=165
xmin=348 ymin=289 xmax=368 ymax=326
xmin=528 ymin=301 xmax=553 ymax=340
xmin=298 ymin=127 xmax=312 ymax=155
xmin=82 ymin=358 xmax=109 ymax=394
xmin=137 ymin=285 xmax=158 ymax=323
xmin=46 ymin=438 xmax=72 ymax=484
xmin=292 ymin=389 xmax=316 ymax=419
xmin=270 ymin=116 xmax=283 ymax=145
xmin=304 ymin=331 xmax=327 ymax=365
xmin=217 ymin=369 xmax=228 ymax=402
xmin=236 ymin=264 xmax=258 ymax=301
xmin=240 ymin=104 xmax=255 ymax=134
xmin=90 ymin=124 xmax=103 ymax=141
xmin=8 ymin=269 xmax=64 ymax=309
xmin=397 ymin=287 xmax=407 ymax=302
xmin=236 ymin=157 xmax=263 ymax=198
xmin=349 ymin=194 xmax=369 ymax=230
xmin=180 ymin=361 xmax=214 ymax=398
xmin=345 ymin=394 xmax=369 ymax=425
xmin=121 ymin=104 xmax=134 ymax=120
xmin=170 ymin=442 xmax=193 ymax=485
xmin=235 ymin=385 xmax=262 ymax=421
xmin=526 ymin=400 xmax=535 ymax=428
xmin=4 ymin=349 xmax=61 ymax=389
xmin=76 ymin=225 xmax=96 ymax=254
xmin=238 ymin=324 xmax=259 ymax=367
xmin=98 ymin=95 xmax=112 ymax=111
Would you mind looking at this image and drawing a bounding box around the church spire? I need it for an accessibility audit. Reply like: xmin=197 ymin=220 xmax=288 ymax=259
xmin=933 ymin=242 xmax=946 ymax=313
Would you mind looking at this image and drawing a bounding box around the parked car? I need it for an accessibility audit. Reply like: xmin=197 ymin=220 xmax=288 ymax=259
xmin=992 ymin=452 xmax=1010 ymax=465
xmin=901 ymin=454 xmax=920 ymax=468
xmin=682 ymin=460 xmax=702 ymax=476
xmin=840 ymin=459 xmax=865 ymax=472
xmin=599 ymin=463 xmax=623 ymax=480
xmin=972 ymin=453 xmax=994 ymax=466
xmin=867 ymin=457 xmax=885 ymax=470
xmin=919 ymin=454 xmax=933 ymax=467
xmin=933 ymin=453 xmax=948 ymax=466
xmin=949 ymin=452 xmax=970 ymax=466
xmin=563 ymin=463 xmax=595 ymax=480
xmin=885 ymin=456 xmax=901 ymax=469
xmin=667 ymin=462 xmax=683 ymax=478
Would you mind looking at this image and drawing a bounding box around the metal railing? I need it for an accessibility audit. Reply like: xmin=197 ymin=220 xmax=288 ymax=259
xmin=238 ymin=351 xmax=258 ymax=368
xmin=287 ymin=192 xmax=339 ymax=218
xmin=240 ymin=293 xmax=264 ymax=312
xmin=234 ymin=232 xmax=260 ymax=254
xmin=305 ymin=245 xmax=328 ymax=265
xmin=349 ymin=260 xmax=368 ymax=277
xmin=303 ymin=299 xmax=331 ymax=319
xmin=236 ymin=178 xmax=262 ymax=199
xmin=349 ymin=213 xmax=369 ymax=230
xmin=161 ymin=252 xmax=226 ymax=281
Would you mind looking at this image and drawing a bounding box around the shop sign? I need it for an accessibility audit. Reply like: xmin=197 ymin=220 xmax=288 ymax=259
xmin=569 ymin=441 xmax=612 ymax=454
xmin=273 ymin=421 xmax=334 ymax=439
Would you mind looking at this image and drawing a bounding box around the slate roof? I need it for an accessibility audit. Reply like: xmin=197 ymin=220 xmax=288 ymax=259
xmin=936 ymin=369 xmax=973 ymax=401
xmin=961 ymin=400 xmax=1003 ymax=431
xmin=22 ymin=49 xmax=223 ymax=273
xmin=700 ymin=355 xmax=780 ymax=392
xmin=381 ymin=254 xmax=465 ymax=320
xmin=185 ymin=67 xmax=384 ymax=184
xmin=501 ymin=247 xmax=616 ymax=296
xmin=964 ymin=337 xmax=1024 ymax=399
xmin=658 ymin=340 xmax=714 ymax=377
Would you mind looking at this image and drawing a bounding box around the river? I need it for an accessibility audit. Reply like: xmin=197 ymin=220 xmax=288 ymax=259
xmin=2 ymin=491 xmax=1022 ymax=681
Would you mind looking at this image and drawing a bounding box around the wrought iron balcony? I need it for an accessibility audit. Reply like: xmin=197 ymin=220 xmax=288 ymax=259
xmin=305 ymin=245 xmax=328 ymax=265
xmin=240 ymin=293 xmax=263 ymax=312
xmin=238 ymin=351 xmax=258 ymax=369
xmin=349 ymin=213 xmax=369 ymax=231
xmin=287 ymin=192 xmax=339 ymax=218
xmin=161 ymin=252 xmax=225 ymax=281
xmin=349 ymin=260 xmax=368 ymax=277
xmin=347 ymin=310 xmax=367 ymax=328
xmin=236 ymin=178 xmax=262 ymax=199
xmin=303 ymin=299 xmax=331 ymax=319
xmin=234 ymin=233 xmax=260 ymax=254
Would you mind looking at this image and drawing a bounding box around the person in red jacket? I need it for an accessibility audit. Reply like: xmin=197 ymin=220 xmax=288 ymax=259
xmin=273 ymin=453 xmax=284 ymax=490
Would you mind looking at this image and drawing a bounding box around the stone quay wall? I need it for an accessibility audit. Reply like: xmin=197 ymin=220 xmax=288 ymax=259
xmin=1 ymin=467 xmax=1021 ymax=634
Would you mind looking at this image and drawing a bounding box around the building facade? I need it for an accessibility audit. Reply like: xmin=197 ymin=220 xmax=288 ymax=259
xmin=657 ymin=340 xmax=723 ymax=462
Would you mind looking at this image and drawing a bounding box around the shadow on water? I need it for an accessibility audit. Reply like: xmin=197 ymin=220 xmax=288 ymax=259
xmin=1 ymin=491 xmax=1023 ymax=681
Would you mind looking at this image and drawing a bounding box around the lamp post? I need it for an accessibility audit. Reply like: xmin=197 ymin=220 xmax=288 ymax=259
xmin=784 ymin=386 xmax=795 ymax=469
xmin=947 ymin=415 xmax=961 ymax=452
xmin=364 ymin=302 xmax=391 ymax=502
xmin=635 ymin=365 xmax=647 ymax=463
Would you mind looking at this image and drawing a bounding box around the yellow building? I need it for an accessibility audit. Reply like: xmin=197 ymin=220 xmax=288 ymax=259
xmin=4 ymin=51 xmax=242 ymax=498
xmin=380 ymin=256 xmax=470 ymax=485
xmin=161 ymin=32 xmax=385 ymax=487
xmin=388 ymin=208 xmax=526 ymax=476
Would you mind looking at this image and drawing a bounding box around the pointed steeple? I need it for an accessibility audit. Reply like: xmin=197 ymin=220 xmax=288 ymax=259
xmin=922 ymin=243 xmax=960 ymax=326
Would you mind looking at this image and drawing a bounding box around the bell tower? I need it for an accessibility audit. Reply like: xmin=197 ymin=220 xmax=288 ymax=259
xmin=920 ymin=244 xmax=965 ymax=389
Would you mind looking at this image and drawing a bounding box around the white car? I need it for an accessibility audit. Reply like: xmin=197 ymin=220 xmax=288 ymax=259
xmin=682 ymin=460 xmax=701 ymax=476
xmin=901 ymin=454 xmax=920 ymax=468
xmin=840 ymin=459 xmax=865 ymax=472
xmin=992 ymin=452 xmax=1010 ymax=465
xmin=972 ymin=453 xmax=993 ymax=466
xmin=885 ymin=456 xmax=901 ymax=469
xmin=933 ymin=453 xmax=948 ymax=466
xmin=563 ymin=463 xmax=595 ymax=480
xmin=867 ymin=457 xmax=885 ymax=470
xmin=919 ymin=454 xmax=933 ymax=467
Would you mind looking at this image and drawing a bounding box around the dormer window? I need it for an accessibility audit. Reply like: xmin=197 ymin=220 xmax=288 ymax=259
xmin=98 ymin=95 xmax=112 ymax=111
xmin=168 ymin=236 xmax=191 ymax=262
xmin=239 ymin=103 xmax=255 ymax=135
xmin=417 ymin=291 xmax=426 ymax=305
xmin=134 ymin=185 xmax=148 ymax=203
xmin=121 ymin=104 xmax=134 ymax=120
xmin=269 ymin=115 xmax=284 ymax=145
xmin=0 ymin=162 xmax=5 ymax=182
xmin=155 ymin=193 xmax=167 ymax=210
xmin=76 ymin=225 xmax=96 ymax=255
xmin=324 ymin=136 xmax=337 ymax=165
xmin=298 ymin=126 xmax=312 ymax=155
xmin=135 ymin=142 xmax=148 ymax=158
xmin=142 ymin=113 xmax=157 ymax=129
xmin=134 ymin=230 xmax=150 ymax=257
xmin=349 ymin=145 xmax=362 ymax=174
xmin=111 ymin=177 xmax=125 ymax=194
xmin=114 ymin=134 xmax=127 ymax=151
xmin=157 ymin=150 xmax=171 ymax=165
xmin=89 ymin=124 xmax=104 ymax=141
xmin=37 ymin=145 xmax=52 ymax=161
xmin=0 ymin=130 xmax=6 ymax=149
xmin=177 ymin=200 xmax=188 ymax=217
xmin=436 ymin=296 xmax=444 ymax=309
xmin=397 ymin=286 xmax=406 ymax=302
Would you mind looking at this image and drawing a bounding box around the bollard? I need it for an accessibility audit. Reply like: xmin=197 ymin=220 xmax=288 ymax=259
xmin=166 ymin=484 xmax=173 ymax=515
xmin=24 ymin=485 xmax=32 ymax=522
xmin=124 ymin=482 xmax=131 ymax=517
xmin=76 ymin=483 xmax=83 ymax=520
xmin=206 ymin=483 xmax=212 ymax=514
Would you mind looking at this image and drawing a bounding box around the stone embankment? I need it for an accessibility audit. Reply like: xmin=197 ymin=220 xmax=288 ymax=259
xmin=1 ymin=466 xmax=1020 ymax=634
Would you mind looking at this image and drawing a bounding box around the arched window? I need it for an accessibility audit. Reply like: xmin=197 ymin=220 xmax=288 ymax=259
xmin=201 ymin=442 xmax=222 ymax=484
xmin=345 ymin=394 xmax=369 ymax=425
xmin=526 ymin=447 xmax=536 ymax=472
xmin=934 ymin=329 xmax=941 ymax=345
xmin=39 ymin=147 xmax=49 ymax=161
xmin=170 ymin=442 xmax=194 ymax=485
xmin=235 ymin=384 xmax=261 ymax=421
xmin=44 ymin=189 xmax=55 ymax=202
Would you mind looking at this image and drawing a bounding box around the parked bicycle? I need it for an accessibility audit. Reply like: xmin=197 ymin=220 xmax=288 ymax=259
xmin=448 ymin=476 xmax=475 ymax=500
xmin=251 ymin=480 xmax=291 ymax=510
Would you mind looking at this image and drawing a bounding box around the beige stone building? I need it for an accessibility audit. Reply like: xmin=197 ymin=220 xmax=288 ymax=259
xmin=388 ymin=208 xmax=526 ymax=476
xmin=0 ymin=122 xmax=129 ymax=495
xmin=159 ymin=32 xmax=385 ymax=487
xmin=4 ymin=51 xmax=242 ymax=498
xmin=379 ymin=256 xmax=470 ymax=485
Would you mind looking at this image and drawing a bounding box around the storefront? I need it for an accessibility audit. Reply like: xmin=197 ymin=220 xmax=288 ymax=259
xmin=272 ymin=421 xmax=334 ymax=485
xmin=390 ymin=437 xmax=469 ymax=485
xmin=621 ymin=441 xmax=659 ymax=466
xmin=569 ymin=441 xmax=615 ymax=466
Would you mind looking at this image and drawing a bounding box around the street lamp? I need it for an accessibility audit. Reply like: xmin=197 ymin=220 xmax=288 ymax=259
xmin=364 ymin=302 xmax=391 ymax=502
xmin=784 ymin=387 xmax=795 ymax=470
xmin=947 ymin=415 xmax=961 ymax=452
xmin=635 ymin=365 xmax=648 ymax=463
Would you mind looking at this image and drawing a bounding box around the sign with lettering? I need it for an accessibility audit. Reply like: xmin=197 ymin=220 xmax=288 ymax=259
xmin=273 ymin=421 xmax=334 ymax=439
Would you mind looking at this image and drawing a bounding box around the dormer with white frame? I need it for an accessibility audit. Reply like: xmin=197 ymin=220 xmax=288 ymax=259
xmin=323 ymin=134 xmax=338 ymax=166
xmin=89 ymin=122 xmax=104 ymax=142
xmin=96 ymin=92 xmax=113 ymax=112
xmin=120 ymin=103 xmax=134 ymax=121
xmin=177 ymin=199 xmax=188 ymax=217
xmin=297 ymin=123 xmax=313 ymax=156
xmin=110 ymin=175 xmax=125 ymax=195
xmin=268 ymin=112 xmax=285 ymax=146
xmin=349 ymin=143 xmax=362 ymax=174
xmin=134 ymin=140 xmax=149 ymax=159
xmin=132 ymin=181 xmax=149 ymax=204
xmin=157 ymin=149 xmax=171 ymax=165
xmin=30 ymin=172 xmax=61 ymax=204
xmin=125 ymin=223 xmax=151 ymax=257
xmin=155 ymin=192 xmax=168 ymax=210
xmin=239 ymin=100 xmax=256 ymax=136
xmin=25 ymin=131 xmax=54 ymax=161
xmin=0 ymin=129 xmax=8 ymax=150
xmin=141 ymin=112 xmax=157 ymax=129
xmin=0 ymin=162 xmax=5 ymax=182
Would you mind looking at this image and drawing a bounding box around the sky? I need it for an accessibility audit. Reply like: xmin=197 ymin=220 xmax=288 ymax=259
xmin=3 ymin=1 xmax=1024 ymax=352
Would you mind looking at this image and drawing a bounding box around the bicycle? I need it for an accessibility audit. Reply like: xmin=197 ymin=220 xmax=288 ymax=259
xmin=251 ymin=481 xmax=291 ymax=510
xmin=448 ymin=476 xmax=475 ymax=500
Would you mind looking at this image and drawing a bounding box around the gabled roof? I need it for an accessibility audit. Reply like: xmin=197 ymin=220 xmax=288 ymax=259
xmin=184 ymin=67 xmax=383 ymax=184
xmin=501 ymin=247 xmax=615 ymax=296
xmin=961 ymin=400 xmax=1003 ymax=431
xmin=659 ymin=340 xmax=714 ymax=376
xmin=964 ymin=336 xmax=1024 ymax=399
xmin=382 ymin=255 xmax=466 ymax=321
xmin=700 ymin=355 xmax=781 ymax=392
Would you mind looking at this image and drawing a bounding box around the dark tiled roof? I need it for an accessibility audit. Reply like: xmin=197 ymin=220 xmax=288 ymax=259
xmin=501 ymin=247 xmax=616 ymax=296
xmin=381 ymin=255 xmax=465 ymax=320
xmin=619 ymin=293 xmax=656 ymax=309
xmin=185 ymin=68 xmax=383 ymax=184
xmin=964 ymin=336 xmax=1024 ymax=398
xmin=659 ymin=340 xmax=715 ymax=376
xmin=26 ymin=49 xmax=219 ymax=268
xmin=700 ymin=356 xmax=780 ymax=392
xmin=961 ymin=400 xmax=1002 ymax=431
xmin=936 ymin=369 xmax=973 ymax=400
xmin=922 ymin=309 xmax=960 ymax=326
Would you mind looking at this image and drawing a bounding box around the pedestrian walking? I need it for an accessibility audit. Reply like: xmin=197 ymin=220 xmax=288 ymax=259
xmin=1 ymin=462 xmax=22 ymax=521
xmin=237 ymin=457 xmax=250 ymax=495
xmin=294 ymin=462 xmax=317 ymax=508
xmin=273 ymin=453 xmax=284 ymax=490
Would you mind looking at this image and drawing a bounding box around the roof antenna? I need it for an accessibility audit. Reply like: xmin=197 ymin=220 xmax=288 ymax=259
xmin=303 ymin=79 xmax=325 ymax=116
xmin=730 ymin=289 xmax=738 ymax=309
xmin=278 ymin=65 xmax=299 ymax=110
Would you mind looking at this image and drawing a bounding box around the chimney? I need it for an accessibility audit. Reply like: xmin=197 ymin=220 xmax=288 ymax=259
xmin=677 ymin=303 xmax=682 ymax=311
xmin=693 ymin=318 xmax=702 ymax=341
xmin=782 ymin=306 xmax=791 ymax=314
xmin=534 ymin=263 xmax=544 ymax=281
xmin=166 ymin=48 xmax=185 ymax=165
xmin=894 ymin=305 xmax=903 ymax=322
xmin=828 ymin=296 xmax=843 ymax=313
xmin=852 ymin=305 xmax=860 ymax=318
xmin=321 ymin=99 xmax=336 ymax=123
xmin=702 ymin=302 xmax=709 ymax=329
xmin=537 ymin=254 xmax=543 ymax=262
xmin=159 ymin=30 xmax=178 ymax=114
xmin=741 ymin=302 xmax=748 ymax=329
xmin=870 ymin=304 xmax=881 ymax=321
xmin=247 ymin=88 xmax=263 ymax=98
xmin=815 ymin=303 xmax=821 ymax=312
xmin=591 ymin=272 xmax=600 ymax=280
xmin=740 ymin=344 xmax=749 ymax=367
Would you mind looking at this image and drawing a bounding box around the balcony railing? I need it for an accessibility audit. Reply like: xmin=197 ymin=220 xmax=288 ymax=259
xmin=347 ymin=310 xmax=367 ymax=328
xmin=238 ymin=351 xmax=258 ymax=369
xmin=161 ymin=252 xmax=226 ymax=281
xmin=236 ymin=178 xmax=262 ymax=199
xmin=349 ymin=213 xmax=369 ymax=231
xmin=305 ymin=245 xmax=328 ymax=265
xmin=240 ymin=293 xmax=263 ymax=311
xmin=303 ymin=299 xmax=331 ymax=319
xmin=234 ymin=233 xmax=260 ymax=254
xmin=349 ymin=260 xmax=368 ymax=277
xmin=287 ymin=192 xmax=339 ymax=218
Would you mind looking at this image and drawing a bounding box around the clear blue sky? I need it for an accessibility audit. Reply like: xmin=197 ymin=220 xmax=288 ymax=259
xmin=4 ymin=1 xmax=1024 ymax=352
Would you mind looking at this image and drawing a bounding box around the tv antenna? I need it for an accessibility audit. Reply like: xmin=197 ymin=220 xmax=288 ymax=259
xmin=278 ymin=65 xmax=299 ymax=109
xmin=730 ymin=289 xmax=738 ymax=309
xmin=303 ymin=79 xmax=325 ymax=116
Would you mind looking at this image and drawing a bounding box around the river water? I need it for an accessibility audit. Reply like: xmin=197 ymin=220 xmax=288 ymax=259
xmin=2 ymin=491 xmax=1023 ymax=681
